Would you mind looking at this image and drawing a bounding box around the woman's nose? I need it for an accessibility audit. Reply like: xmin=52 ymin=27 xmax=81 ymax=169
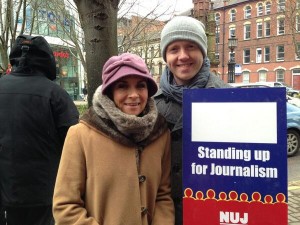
xmin=128 ymin=88 xmax=139 ymax=98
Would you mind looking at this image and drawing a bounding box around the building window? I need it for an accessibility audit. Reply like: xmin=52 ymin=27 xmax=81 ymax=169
xmin=215 ymin=13 xmax=220 ymax=25
xmin=244 ymin=24 xmax=251 ymax=40
xmin=150 ymin=46 xmax=154 ymax=58
xmin=296 ymin=15 xmax=300 ymax=32
xmin=244 ymin=5 xmax=252 ymax=19
xmin=229 ymin=27 xmax=236 ymax=38
xmin=265 ymin=21 xmax=271 ymax=36
xmin=264 ymin=46 xmax=270 ymax=62
xmin=276 ymin=69 xmax=285 ymax=82
xmin=277 ymin=18 xmax=285 ymax=35
xmin=230 ymin=9 xmax=236 ymax=22
xmin=256 ymin=48 xmax=262 ymax=63
xmin=159 ymin=62 xmax=162 ymax=75
xmin=244 ymin=49 xmax=251 ymax=64
xmin=277 ymin=45 xmax=285 ymax=61
xmin=257 ymin=3 xmax=263 ymax=16
xmin=292 ymin=68 xmax=300 ymax=76
xmin=265 ymin=2 xmax=271 ymax=15
xmin=296 ymin=43 xmax=300 ymax=60
xmin=278 ymin=0 xmax=285 ymax=12
xmin=216 ymin=27 xmax=220 ymax=44
xmin=242 ymin=71 xmax=250 ymax=83
xmin=257 ymin=22 xmax=263 ymax=38
xmin=259 ymin=70 xmax=267 ymax=82
xmin=215 ymin=53 xmax=220 ymax=61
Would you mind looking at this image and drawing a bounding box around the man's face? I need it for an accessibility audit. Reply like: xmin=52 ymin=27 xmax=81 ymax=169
xmin=166 ymin=40 xmax=204 ymax=85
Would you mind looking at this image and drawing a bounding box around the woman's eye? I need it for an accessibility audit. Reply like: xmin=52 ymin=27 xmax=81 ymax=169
xmin=137 ymin=82 xmax=147 ymax=89
xmin=115 ymin=83 xmax=127 ymax=89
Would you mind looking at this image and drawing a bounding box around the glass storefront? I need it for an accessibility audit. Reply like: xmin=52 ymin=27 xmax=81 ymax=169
xmin=52 ymin=46 xmax=80 ymax=100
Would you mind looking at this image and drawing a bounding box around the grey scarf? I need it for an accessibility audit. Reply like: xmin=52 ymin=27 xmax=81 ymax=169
xmin=160 ymin=57 xmax=211 ymax=104
xmin=92 ymin=86 xmax=158 ymax=143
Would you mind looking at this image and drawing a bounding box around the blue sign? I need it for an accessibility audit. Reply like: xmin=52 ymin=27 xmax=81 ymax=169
xmin=182 ymin=88 xmax=287 ymax=225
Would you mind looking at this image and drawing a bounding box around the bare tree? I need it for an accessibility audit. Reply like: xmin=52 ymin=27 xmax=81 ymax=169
xmin=0 ymin=0 xmax=35 ymax=71
xmin=281 ymin=0 xmax=300 ymax=58
xmin=73 ymin=0 xmax=119 ymax=105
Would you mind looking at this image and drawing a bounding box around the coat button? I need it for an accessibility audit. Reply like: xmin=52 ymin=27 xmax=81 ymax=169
xmin=141 ymin=207 xmax=148 ymax=215
xmin=138 ymin=175 xmax=146 ymax=183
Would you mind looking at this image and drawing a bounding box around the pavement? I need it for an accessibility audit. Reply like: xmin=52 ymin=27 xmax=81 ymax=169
xmin=74 ymin=100 xmax=300 ymax=224
xmin=289 ymin=180 xmax=300 ymax=224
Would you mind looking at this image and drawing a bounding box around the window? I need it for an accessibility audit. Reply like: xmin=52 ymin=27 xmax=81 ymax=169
xmin=150 ymin=46 xmax=154 ymax=58
xmin=244 ymin=49 xmax=251 ymax=64
xmin=257 ymin=22 xmax=263 ymax=38
xmin=215 ymin=13 xmax=220 ymax=25
xmin=215 ymin=53 xmax=220 ymax=61
xmin=259 ymin=70 xmax=267 ymax=82
xmin=230 ymin=9 xmax=236 ymax=22
xmin=257 ymin=3 xmax=263 ymax=16
xmin=244 ymin=24 xmax=251 ymax=40
xmin=296 ymin=15 xmax=300 ymax=32
xmin=265 ymin=2 xmax=271 ymax=15
xmin=216 ymin=27 xmax=220 ymax=44
xmin=265 ymin=21 xmax=271 ymax=36
xmin=264 ymin=46 xmax=270 ymax=62
xmin=229 ymin=27 xmax=236 ymax=38
xmin=245 ymin=6 xmax=252 ymax=19
xmin=277 ymin=45 xmax=285 ymax=61
xmin=256 ymin=48 xmax=262 ymax=63
xmin=277 ymin=18 xmax=285 ymax=35
xmin=278 ymin=0 xmax=285 ymax=12
xmin=296 ymin=43 xmax=300 ymax=60
xmin=159 ymin=62 xmax=162 ymax=75
xmin=242 ymin=71 xmax=250 ymax=83
xmin=276 ymin=69 xmax=285 ymax=82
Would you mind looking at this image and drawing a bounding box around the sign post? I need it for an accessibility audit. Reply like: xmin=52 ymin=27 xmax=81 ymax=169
xmin=183 ymin=88 xmax=287 ymax=225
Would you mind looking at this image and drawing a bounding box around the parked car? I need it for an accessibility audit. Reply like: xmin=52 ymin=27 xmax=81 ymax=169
xmin=231 ymin=83 xmax=300 ymax=156
xmin=255 ymin=81 xmax=299 ymax=97
xmin=287 ymin=103 xmax=300 ymax=156
xmin=286 ymin=95 xmax=300 ymax=108
xmin=286 ymin=87 xmax=299 ymax=97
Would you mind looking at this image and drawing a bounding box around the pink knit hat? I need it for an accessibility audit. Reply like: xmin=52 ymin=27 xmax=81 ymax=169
xmin=101 ymin=53 xmax=158 ymax=97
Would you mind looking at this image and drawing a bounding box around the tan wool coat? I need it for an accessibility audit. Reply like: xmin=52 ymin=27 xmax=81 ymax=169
xmin=53 ymin=118 xmax=174 ymax=225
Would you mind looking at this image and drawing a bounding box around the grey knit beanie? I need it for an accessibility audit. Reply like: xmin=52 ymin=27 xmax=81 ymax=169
xmin=160 ymin=16 xmax=207 ymax=61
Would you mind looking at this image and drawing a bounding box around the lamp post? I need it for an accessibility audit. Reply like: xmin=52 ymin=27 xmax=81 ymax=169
xmin=228 ymin=35 xmax=238 ymax=83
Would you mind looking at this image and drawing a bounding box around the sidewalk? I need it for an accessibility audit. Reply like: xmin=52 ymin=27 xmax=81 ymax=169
xmin=289 ymin=180 xmax=300 ymax=225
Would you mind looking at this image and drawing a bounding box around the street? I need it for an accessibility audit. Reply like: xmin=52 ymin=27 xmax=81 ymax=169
xmin=288 ymin=151 xmax=300 ymax=182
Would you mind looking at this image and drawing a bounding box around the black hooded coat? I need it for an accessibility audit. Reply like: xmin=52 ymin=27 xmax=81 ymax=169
xmin=0 ymin=35 xmax=79 ymax=207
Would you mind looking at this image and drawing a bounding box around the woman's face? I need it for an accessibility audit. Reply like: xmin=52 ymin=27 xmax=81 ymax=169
xmin=112 ymin=75 xmax=148 ymax=116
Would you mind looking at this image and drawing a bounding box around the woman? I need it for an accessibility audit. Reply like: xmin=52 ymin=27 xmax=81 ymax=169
xmin=53 ymin=53 xmax=174 ymax=225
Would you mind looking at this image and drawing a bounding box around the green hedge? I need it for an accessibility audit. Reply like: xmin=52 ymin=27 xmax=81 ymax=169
xmin=76 ymin=104 xmax=88 ymax=116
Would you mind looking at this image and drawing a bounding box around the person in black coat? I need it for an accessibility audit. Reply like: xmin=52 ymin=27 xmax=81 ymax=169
xmin=154 ymin=16 xmax=232 ymax=225
xmin=0 ymin=35 xmax=79 ymax=225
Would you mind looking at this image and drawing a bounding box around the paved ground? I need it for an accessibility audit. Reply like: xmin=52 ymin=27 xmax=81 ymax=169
xmin=289 ymin=180 xmax=300 ymax=225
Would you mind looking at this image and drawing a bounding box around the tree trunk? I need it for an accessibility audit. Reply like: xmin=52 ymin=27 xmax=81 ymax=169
xmin=74 ymin=0 xmax=119 ymax=106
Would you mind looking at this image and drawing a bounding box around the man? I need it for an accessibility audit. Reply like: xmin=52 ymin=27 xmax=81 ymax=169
xmin=154 ymin=16 xmax=232 ymax=225
xmin=0 ymin=35 xmax=79 ymax=225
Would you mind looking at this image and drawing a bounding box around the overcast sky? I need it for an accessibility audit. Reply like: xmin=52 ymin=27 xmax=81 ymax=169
xmin=119 ymin=0 xmax=194 ymax=20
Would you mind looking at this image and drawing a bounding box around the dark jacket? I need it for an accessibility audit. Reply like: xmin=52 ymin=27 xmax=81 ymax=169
xmin=0 ymin=35 xmax=79 ymax=207
xmin=154 ymin=72 xmax=231 ymax=225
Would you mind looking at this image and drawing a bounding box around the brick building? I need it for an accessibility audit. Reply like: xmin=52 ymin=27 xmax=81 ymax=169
xmin=211 ymin=0 xmax=300 ymax=89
